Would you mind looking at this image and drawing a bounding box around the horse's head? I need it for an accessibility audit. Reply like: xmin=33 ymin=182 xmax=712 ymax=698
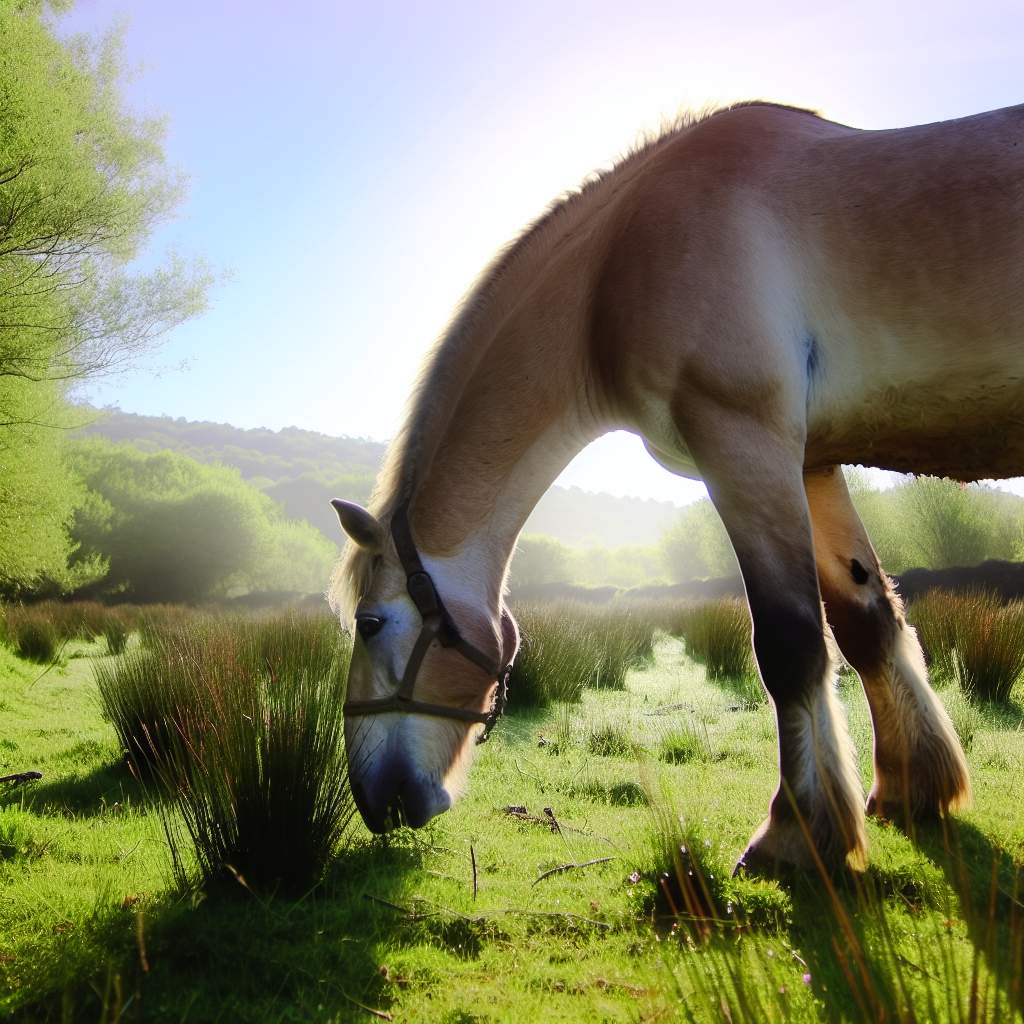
xmin=331 ymin=499 xmax=518 ymax=833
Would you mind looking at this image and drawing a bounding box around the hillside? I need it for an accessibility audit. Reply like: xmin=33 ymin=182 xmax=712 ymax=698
xmin=74 ymin=408 xmax=684 ymax=548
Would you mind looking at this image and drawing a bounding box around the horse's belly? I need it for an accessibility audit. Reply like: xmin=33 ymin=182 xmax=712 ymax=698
xmin=806 ymin=380 xmax=1024 ymax=480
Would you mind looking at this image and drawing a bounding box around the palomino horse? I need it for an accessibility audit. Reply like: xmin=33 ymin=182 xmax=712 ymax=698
xmin=330 ymin=100 xmax=1024 ymax=873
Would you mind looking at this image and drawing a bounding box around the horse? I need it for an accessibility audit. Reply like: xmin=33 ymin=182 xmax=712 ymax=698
xmin=330 ymin=100 xmax=1024 ymax=874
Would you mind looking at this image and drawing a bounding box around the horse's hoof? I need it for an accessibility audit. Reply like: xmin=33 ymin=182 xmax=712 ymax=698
xmin=732 ymin=818 xmax=815 ymax=878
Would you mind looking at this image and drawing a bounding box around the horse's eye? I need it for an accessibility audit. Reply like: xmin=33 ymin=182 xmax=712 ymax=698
xmin=356 ymin=615 xmax=384 ymax=640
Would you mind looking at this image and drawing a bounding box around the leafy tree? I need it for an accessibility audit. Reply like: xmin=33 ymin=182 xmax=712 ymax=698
xmin=0 ymin=2 xmax=209 ymax=591
xmin=510 ymin=534 xmax=575 ymax=588
xmin=659 ymin=499 xmax=736 ymax=582
xmin=67 ymin=440 xmax=337 ymax=603
xmin=848 ymin=471 xmax=1021 ymax=572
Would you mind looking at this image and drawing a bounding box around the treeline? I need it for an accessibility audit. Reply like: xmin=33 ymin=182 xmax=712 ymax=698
xmin=513 ymin=473 xmax=1024 ymax=589
xmin=78 ymin=410 xmax=685 ymax=548
xmin=77 ymin=409 xmax=382 ymax=541
xmin=0 ymin=5 xmax=339 ymax=604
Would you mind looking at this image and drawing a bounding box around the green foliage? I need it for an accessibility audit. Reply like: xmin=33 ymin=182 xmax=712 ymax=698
xmin=585 ymin=721 xmax=643 ymax=758
xmin=510 ymin=533 xmax=666 ymax=588
xmin=659 ymin=498 xmax=737 ymax=582
xmin=0 ymin=4 xmax=208 ymax=596
xmin=510 ymin=534 xmax=577 ymax=587
xmin=910 ymin=589 xmax=1024 ymax=703
xmin=658 ymin=719 xmax=714 ymax=764
xmin=95 ymin=611 xmax=355 ymax=892
xmin=67 ymin=439 xmax=337 ymax=602
xmin=847 ymin=471 xmax=1021 ymax=573
xmin=507 ymin=601 xmax=655 ymax=709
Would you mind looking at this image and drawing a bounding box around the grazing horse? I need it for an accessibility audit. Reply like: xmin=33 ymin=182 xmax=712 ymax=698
xmin=330 ymin=100 xmax=1024 ymax=873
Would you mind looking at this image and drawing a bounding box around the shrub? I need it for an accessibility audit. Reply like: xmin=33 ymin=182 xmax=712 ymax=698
xmin=95 ymin=611 xmax=355 ymax=892
xmin=910 ymin=589 xmax=1024 ymax=703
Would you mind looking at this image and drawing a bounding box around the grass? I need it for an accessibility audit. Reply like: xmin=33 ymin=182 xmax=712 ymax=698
xmin=507 ymin=600 xmax=657 ymax=709
xmin=95 ymin=611 xmax=355 ymax=893
xmin=679 ymin=598 xmax=762 ymax=701
xmin=910 ymin=589 xmax=1024 ymax=703
xmin=1 ymin=604 xmax=1023 ymax=1021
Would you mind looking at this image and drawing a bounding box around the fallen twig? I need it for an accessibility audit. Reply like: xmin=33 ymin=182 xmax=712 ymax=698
xmin=470 ymin=843 xmax=478 ymax=901
xmin=0 ymin=771 xmax=42 ymax=785
xmin=533 ymin=857 xmax=614 ymax=886
xmin=339 ymin=990 xmax=393 ymax=1021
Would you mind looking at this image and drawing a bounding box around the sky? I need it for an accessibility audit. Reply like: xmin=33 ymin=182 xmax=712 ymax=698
xmin=61 ymin=0 xmax=1024 ymax=505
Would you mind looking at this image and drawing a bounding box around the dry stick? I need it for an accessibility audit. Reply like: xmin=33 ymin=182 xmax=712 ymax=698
xmin=470 ymin=844 xmax=478 ymax=901
xmin=338 ymin=990 xmax=393 ymax=1022
xmin=532 ymin=857 xmax=614 ymax=886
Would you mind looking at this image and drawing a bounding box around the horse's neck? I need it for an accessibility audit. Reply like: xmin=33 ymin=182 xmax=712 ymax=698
xmin=408 ymin=247 xmax=604 ymax=606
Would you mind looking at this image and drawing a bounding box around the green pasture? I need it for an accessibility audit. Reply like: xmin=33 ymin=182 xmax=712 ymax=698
xmin=1 ymin=614 xmax=1023 ymax=1022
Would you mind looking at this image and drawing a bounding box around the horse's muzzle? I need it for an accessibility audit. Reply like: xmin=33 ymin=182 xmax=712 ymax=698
xmin=350 ymin=753 xmax=452 ymax=833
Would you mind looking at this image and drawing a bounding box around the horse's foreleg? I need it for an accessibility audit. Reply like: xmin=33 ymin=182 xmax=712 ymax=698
xmin=689 ymin=427 xmax=866 ymax=873
xmin=804 ymin=467 xmax=970 ymax=822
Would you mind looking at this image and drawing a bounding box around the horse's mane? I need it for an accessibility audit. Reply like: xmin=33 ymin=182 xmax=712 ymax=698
xmin=328 ymin=101 xmax=820 ymax=618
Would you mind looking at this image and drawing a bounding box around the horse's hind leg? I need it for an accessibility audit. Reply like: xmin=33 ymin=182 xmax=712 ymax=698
xmin=804 ymin=467 xmax=970 ymax=821
xmin=688 ymin=429 xmax=866 ymax=873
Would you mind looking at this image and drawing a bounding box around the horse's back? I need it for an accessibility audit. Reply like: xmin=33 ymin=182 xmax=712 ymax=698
xmin=634 ymin=103 xmax=1024 ymax=480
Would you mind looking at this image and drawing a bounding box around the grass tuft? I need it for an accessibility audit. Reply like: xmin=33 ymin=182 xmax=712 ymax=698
xmin=95 ymin=611 xmax=356 ymax=893
xmin=679 ymin=599 xmax=761 ymax=699
xmin=508 ymin=601 xmax=656 ymax=709
xmin=911 ymin=589 xmax=1024 ymax=703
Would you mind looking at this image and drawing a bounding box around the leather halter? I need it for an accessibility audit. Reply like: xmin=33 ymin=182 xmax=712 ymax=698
xmin=342 ymin=504 xmax=512 ymax=744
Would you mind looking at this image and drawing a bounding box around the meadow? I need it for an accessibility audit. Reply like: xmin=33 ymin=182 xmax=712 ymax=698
xmin=1 ymin=596 xmax=1022 ymax=1023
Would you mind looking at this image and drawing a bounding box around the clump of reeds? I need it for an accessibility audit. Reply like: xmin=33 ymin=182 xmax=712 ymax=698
xmin=910 ymin=589 xmax=1024 ymax=703
xmin=507 ymin=601 xmax=656 ymax=710
xmin=680 ymin=599 xmax=759 ymax=694
xmin=95 ymin=611 xmax=355 ymax=893
xmin=12 ymin=618 xmax=60 ymax=664
xmin=0 ymin=601 xmax=143 ymax=663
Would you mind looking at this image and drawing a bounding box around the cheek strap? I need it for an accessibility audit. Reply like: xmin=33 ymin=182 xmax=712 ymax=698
xmin=342 ymin=504 xmax=514 ymax=744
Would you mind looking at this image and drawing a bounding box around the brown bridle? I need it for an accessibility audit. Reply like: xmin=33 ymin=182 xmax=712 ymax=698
xmin=342 ymin=503 xmax=513 ymax=744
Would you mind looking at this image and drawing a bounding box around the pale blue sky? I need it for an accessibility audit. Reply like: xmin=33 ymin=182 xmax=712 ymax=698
xmin=63 ymin=0 xmax=1024 ymax=504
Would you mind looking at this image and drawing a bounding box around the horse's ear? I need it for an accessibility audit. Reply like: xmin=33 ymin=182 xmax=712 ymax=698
xmin=331 ymin=500 xmax=384 ymax=553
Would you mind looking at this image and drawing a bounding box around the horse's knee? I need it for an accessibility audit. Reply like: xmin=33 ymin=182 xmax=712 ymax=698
xmin=820 ymin=572 xmax=901 ymax=675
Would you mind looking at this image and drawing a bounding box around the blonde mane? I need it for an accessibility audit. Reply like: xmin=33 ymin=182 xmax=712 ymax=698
xmin=328 ymin=101 xmax=821 ymax=619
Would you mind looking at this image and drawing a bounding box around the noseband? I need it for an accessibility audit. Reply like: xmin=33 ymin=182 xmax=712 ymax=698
xmin=342 ymin=504 xmax=513 ymax=744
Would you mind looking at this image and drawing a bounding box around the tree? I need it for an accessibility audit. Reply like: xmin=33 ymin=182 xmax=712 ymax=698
xmin=509 ymin=534 xmax=575 ymax=588
xmin=659 ymin=499 xmax=737 ymax=582
xmin=67 ymin=440 xmax=337 ymax=603
xmin=0 ymin=2 xmax=210 ymax=591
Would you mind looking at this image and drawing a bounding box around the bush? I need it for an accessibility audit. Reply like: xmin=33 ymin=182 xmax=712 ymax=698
xmin=95 ymin=611 xmax=355 ymax=892
xmin=910 ymin=589 xmax=1024 ymax=703
xmin=681 ymin=599 xmax=759 ymax=693
xmin=507 ymin=602 xmax=656 ymax=710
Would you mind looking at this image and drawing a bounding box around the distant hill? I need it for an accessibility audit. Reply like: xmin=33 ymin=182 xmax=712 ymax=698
xmin=74 ymin=408 xmax=684 ymax=548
